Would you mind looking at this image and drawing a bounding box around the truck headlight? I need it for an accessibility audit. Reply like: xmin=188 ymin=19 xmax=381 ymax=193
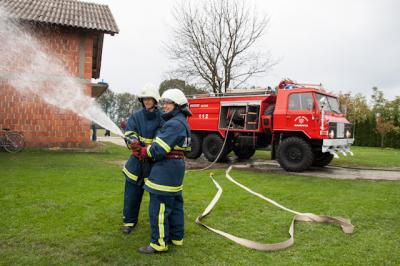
xmin=329 ymin=130 xmax=335 ymax=138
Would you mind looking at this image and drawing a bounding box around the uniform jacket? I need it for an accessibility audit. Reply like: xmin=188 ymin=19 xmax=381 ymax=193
xmin=144 ymin=109 xmax=191 ymax=195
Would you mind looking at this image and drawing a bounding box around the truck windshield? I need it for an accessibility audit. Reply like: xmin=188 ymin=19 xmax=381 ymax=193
xmin=315 ymin=93 xmax=341 ymax=113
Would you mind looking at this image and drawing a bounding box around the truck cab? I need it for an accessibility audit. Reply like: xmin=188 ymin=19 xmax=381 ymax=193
xmin=270 ymin=80 xmax=354 ymax=171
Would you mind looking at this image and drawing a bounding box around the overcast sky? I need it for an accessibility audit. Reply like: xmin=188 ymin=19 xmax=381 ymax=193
xmin=89 ymin=0 xmax=399 ymax=100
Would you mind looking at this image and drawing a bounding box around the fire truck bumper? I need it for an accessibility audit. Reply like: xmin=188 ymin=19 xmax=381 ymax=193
xmin=322 ymin=138 xmax=354 ymax=158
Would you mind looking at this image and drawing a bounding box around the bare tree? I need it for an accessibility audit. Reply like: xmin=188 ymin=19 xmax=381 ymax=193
xmin=167 ymin=0 xmax=275 ymax=94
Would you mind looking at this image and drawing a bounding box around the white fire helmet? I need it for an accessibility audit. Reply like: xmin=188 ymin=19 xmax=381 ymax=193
xmin=137 ymin=84 xmax=161 ymax=103
xmin=160 ymin=88 xmax=188 ymax=106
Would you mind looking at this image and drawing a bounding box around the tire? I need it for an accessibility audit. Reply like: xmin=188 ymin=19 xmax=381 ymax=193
xmin=184 ymin=132 xmax=203 ymax=159
xmin=233 ymin=145 xmax=256 ymax=160
xmin=4 ymin=132 xmax=25 ymax=153
xmin=312 ymin=152 xmax=334 ymax=167
xmin=276 ymin=137 xmax=314 ymax=172
xmin=202 ymin=133 xmax=230 ymax=162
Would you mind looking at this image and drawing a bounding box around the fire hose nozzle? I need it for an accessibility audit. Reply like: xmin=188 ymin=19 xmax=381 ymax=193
xmin=124 ymin=136 xmax=140 ymax=145
xmin=124 ymin=137 xmax=134 ymax=145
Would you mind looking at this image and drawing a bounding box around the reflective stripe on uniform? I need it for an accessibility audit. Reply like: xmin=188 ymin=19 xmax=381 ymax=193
xmin=149 ymin=203 xmax=168 ymax=252
xmin=146 ymin=145 xmax=152 ymax=158
xmin=122 ymin=167 xmax=138 ymax=181
xmin=144 ymin=178 xmax=183 ymax=192
xmin=124 ymin=131 xmax=154 ymax=145
xmin=139 ymin=136 xmax=154 ymax=145
xmin=173 ymin=145 xmax=191 ymax=151
xmin=124 ymin=223 xmax=135 ymax=227
xmin=124 ymin=130 xmax=138 ymax=137
xmin=154 ymin=137 xmax=171 ymax=153
xmin=158 ymin=203 xmax=166 ymax=248
xmin=172 ymin=239 xmax=183 ymax=246
xmin=150 ymin=242 xmax=168 ymax=251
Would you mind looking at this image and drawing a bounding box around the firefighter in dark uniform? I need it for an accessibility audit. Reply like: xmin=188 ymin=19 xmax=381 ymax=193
xmin=132 ymin=89 xmax=191 ymax=253
xmin=121 ymin=85 xmax=162 ymax=234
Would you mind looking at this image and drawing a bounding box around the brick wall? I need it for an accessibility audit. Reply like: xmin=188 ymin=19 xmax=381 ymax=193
xmin=0 ymin=26 xmax=96 ymax=148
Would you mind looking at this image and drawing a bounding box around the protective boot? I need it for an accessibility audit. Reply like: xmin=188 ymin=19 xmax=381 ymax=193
xmin=138 ymin=245 xmax=158 ymax=254
xmin=121 ymin=225 xmax=135 ymax=234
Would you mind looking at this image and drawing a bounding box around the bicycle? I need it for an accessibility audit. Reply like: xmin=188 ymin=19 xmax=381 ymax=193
xmin=0 ymin=128 xmax=25 ymax=153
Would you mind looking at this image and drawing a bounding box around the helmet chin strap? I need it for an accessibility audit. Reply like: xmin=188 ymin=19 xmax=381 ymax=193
xmin=180 ymin=106 xmax=192 ymax=117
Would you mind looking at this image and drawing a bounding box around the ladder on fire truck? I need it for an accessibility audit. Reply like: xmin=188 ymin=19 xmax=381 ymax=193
xmin=189 ymin=87 xmax=274 ymax=99
xmin=189 ymin=80 xmax=326 ymax=99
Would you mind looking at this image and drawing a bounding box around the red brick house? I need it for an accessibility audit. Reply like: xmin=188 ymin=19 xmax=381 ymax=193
xmin=0 ymin=0 xmax=118 ymax=148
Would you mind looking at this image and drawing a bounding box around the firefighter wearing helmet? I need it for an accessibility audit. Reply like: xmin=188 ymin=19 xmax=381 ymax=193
xmin=121 ymin=84 xmax=162 ymax=234
xmin=134 ymin=88 xmax=192 ymax=254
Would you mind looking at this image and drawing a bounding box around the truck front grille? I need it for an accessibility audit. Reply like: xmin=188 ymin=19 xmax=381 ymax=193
xmin=336 ymin=123 xmax=344 ymax=138
xmin=329 ymin=122 xmax=349 ymax=139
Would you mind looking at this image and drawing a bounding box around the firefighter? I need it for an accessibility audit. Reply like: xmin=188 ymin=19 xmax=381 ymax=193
xmin=91 ymin=121 xmax=97 ymax=141
xmin=121 ymin=84 xmax=162 ymax=234
xmin=133 ymin=89 xmax=191 ymax=254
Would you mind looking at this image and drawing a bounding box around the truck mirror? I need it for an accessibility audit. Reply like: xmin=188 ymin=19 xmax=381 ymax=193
xmin=319 ymin=98 xmax=327 ymax=110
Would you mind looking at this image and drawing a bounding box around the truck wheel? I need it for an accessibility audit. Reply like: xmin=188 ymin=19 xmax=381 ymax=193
xmin=277 ymin=137 xmax=314 ymax=172
xmin=312 ymin=152 xmax=334 ymax=167
xmin=233 ymin=145 xmax=256 ymax=160
xmin=202 ymin=133 xmax=230 ymax=162
xmin=184 ymin=133 xmax=203 ymax=159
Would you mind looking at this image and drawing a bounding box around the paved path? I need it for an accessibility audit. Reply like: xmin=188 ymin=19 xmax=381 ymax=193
xmin=248 ymin=160 xmax=400 ymax=181
xmin=100 ymin=139 xmax=400 ymax=181
xmin=97 ymin=136 xmax=126 ymax=146
xmin=186 ymin=158 xmax=400 ymax=181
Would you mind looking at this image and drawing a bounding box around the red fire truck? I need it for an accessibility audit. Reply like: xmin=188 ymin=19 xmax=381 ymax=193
xmin=185 ymin=79 xmax=354 ymax=172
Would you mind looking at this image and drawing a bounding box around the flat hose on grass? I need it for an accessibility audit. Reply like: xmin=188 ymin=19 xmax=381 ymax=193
xmin=195 ymin=165 xmax=354 ymax=251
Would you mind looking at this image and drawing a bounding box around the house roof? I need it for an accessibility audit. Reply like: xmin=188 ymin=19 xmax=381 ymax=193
xmin=91 ymin=82 xmax=108 ymax=98
xmin=0 ymin=0 xmax=119 ymax=35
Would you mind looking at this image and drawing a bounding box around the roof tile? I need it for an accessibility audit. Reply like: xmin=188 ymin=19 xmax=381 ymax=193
xmin=0 ymin=0 xmax=119 ymax=34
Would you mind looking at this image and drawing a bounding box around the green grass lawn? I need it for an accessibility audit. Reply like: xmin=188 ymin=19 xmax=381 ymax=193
xmin=253 ymin=146 xmax=400 ymax=168
xmin=0 ymin=143 xmax=399 ymax=265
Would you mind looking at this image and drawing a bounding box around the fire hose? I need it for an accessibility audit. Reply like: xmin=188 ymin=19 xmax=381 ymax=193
xmin=195 ymin=166 xmax=354 ymax=251
xmin=186 ymin=109 xmax=237 ymax=172
xmin=187 ymin=109 xmax=354 ymax=251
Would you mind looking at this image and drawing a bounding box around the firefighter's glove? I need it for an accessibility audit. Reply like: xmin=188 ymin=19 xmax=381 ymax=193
xmin=132 ymin=147 xmax=148 ymax=161
xmin=129 ymin=140 xmax=141 ymax=151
